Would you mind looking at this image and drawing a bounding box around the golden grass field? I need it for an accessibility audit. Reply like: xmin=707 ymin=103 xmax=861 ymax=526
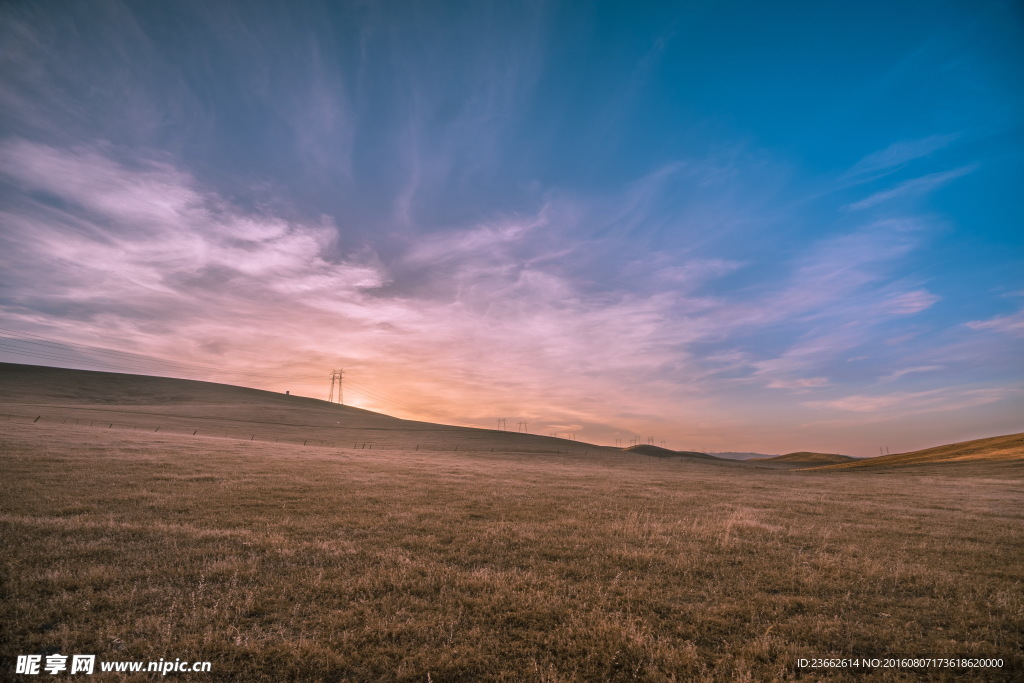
xmin=1 ymin=364 xmax=1022 ymax=681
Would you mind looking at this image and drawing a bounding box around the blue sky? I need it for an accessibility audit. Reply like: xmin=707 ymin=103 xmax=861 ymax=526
xmin=1 ymin=0 xmax=1021 ymax=455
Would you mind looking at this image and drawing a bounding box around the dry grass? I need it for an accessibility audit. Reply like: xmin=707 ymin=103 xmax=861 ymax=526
xmin=1 ymin=364 xmax=1022 ymax=680
xmin=2 ymin=421 xmax=1022 ymax=681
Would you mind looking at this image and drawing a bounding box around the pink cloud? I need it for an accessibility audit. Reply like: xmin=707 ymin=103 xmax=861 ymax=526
xmin=808 ymin=388 xmax=1014 ymax=415
xmin=767 ymin=377 xmax=831 ymax=390
xmin=966 ymin=308 xmax=1024 ymax=338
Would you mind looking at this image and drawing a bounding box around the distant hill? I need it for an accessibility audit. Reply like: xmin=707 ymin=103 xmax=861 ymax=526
xmin=625 ymin=444 xmax=720 ymax=460
xmin=711 ymin=452 xmax=779 ymax=461
xmin=805 ymin=432 xmax=1024 ymax=471
xmin=752 ymin=451 xmax=855 ymax=464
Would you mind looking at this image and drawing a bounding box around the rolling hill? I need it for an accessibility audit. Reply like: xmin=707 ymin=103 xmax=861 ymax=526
xmin=709 ymin=451 xmax=778 ymax=460
xmin=624 ymin=444 xmax=721 ymax=460
xmin=0 ymin=362 xmax=617 ymax=457
xmin=804 ymin=432 xmax=1024 ymax=471
xmin=2 ymin=362 xmax=1020 ymax=475
xmin=751 ymin=451 xmax=855 ymax=465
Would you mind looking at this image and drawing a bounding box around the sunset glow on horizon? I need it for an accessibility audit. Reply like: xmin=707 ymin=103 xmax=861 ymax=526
xmin=1 ymin=1 xmax=1022 ymax=456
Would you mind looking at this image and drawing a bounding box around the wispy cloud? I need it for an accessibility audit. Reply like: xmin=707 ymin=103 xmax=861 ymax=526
xmin=808 ymin=387 xmax=1014 ymax=415
xmin=879 ymin=365 xmax=944 ymax=382
xmin=767 ymin=376 xmax=831 ymax=390
xmin=842 ymin=134 xmax=958 ymax=181
xmin=883 ymin=288 xmax=941 ymax=315
xmin=0 ymin=140 xmax=733 ymax=431
xmin=4 ymin=136 xmax=1006 ymax=457
xmin=966 ymin=308 xmax=1024 ymax=338
xmin=844 ymin=165 xmax=978 ymax=211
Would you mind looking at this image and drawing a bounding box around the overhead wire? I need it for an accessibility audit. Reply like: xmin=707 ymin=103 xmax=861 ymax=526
xmin=343 ymin=377 xmax=459 ymax=423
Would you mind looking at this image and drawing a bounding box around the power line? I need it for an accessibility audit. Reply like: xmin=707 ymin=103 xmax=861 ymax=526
xmin=342 ymin=378 xmax=457 ymax=423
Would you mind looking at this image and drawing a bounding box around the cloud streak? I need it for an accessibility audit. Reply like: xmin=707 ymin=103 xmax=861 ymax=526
xmin=966 ymin=308 xmax=1024 ymax=338
xmin=808 ymin=387 xmax=1015 ymax=417
xmin=844 ymin=165 xmax=978 ymax=211
xmin=842 ymin=134 xmax=959 ymax=182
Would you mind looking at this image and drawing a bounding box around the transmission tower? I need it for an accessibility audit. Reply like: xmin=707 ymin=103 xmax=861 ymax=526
xmin=328 ymin=369 xmax=345 ymax=404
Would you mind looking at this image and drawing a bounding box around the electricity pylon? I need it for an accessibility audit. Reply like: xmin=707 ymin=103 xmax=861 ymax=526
xmin=328 ymin=369 xmax=344 ymax=404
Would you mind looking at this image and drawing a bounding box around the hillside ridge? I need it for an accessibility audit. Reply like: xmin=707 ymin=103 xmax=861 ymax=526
xmin=751 ymin=451 xmax=855 ymax=464
xmin=803 ymin=432 xmax=1024 ymax=471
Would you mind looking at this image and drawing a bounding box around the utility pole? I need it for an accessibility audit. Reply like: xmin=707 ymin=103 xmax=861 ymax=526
xmin=328 ymin=369 xmax=345 ymax=404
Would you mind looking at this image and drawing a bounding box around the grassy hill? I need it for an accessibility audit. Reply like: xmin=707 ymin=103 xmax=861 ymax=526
xmin=751 ymin=451 xmax=855 ymax=464
xmin=710 ymin=451 xmax=778 ymax=460
xmin=804 ymin=432 xmax=1024 ymax=471
xmin=0 ymin=362 xmax=613 ymax=456
xmin=624 ymin=444 xmax=720 ymax=459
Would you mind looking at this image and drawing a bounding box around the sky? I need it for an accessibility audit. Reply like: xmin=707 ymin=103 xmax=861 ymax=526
xmin=1 ymin=0 xmax=1022 ymax=456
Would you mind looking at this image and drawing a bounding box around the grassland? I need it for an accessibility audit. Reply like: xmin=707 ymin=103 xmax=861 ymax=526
xmin=1 ymin=365 xmax=1022 ymax=681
